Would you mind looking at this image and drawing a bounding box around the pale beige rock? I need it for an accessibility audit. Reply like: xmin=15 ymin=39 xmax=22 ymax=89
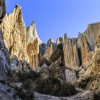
xmin=26 ymin=22 xmax=42 ymax=45
xmin=84 ymin=22 xmax=100 ymax=50
xmin=0 ymin=5 xmax=28 ymax=62
xmin=27 ymin=38 xmax=39 ymax=69
xmin=81 ymin=36 xmax=90 ymax=68
xmin=77 ymin=39 xmax=100 ymax=97
xmin=63 ymin=37 xmax=80 ymax=68
xmin=56 ymin=37 xmax=63 ymax=45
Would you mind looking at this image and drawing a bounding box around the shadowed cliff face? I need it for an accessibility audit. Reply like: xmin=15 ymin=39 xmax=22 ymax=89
xmin=0 ymin=0 xmax=6 ymax=22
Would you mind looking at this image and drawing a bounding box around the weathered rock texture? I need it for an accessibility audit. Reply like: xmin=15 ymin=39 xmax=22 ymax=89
xmin=27 ymin=38 xmax=39 ymax=69
xmin=84 ymin=23 xmax=100 ymax=50
xmin=26 ymin=22 xmax=42 ymax=45
xmin=56 ymin=37 xmax=63 ymax=45
xmin=63 ymin=35 xmax=80 ymax=68
xmin=0 ymin=5 xmax=28 ymax=61
xmin=39 ymin=39 xmax=56 ymax=63
xmin=77 ymin=37 xmax=100 ymax=98
xmin=0 ymin=1 xmax=100 ymax=99
xmin=0 ymin=0 xmax=6 ymax=22
xmin=0 ymin=29 xmax=10 ymax=71
xmin=63 ymin=23 xmax=100 ymax=69
xmin=0 ymin=4 xmax=42 ymax=69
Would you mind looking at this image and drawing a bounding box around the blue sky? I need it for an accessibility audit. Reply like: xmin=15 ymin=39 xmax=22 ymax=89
xmin=6 ymin=0 xmax=100 ymax=43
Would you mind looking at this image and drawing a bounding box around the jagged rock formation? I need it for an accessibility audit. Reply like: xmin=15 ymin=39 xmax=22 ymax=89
xmin=39 ymin=39 xmax=56 ymax=64
xmin=84 ymin=23 xmax=100 ymax=50
xmin=0 ymin=3 xmax=42 ymax=69
xmin=27 ymin=38 xmax=39 ymax=69
xmin=0 ymin=5 xmax=28 ymax=62
xmin=0 ymin=0 xmax=100 ymax=99
xmin=63 ymin=35 xmax=80 ymax=68
xmin=77 ymin=36 xmax=100 ymax=98
xmin=49 ymin=44 xmax=66 ymax=81
xmin=26 ymin=22 xmax=42 ymax=69
xmin=56 ymin=37 xmax=63 ymax=45
xmin=26 ymin=22 xmax=42 ymax=45
xmin=64 ymin=23 xmax=100 ymax=69
xmin=77 ymin=34 xmax=91 ymax=68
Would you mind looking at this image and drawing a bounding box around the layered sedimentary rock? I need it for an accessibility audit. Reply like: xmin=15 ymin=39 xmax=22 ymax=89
xmin=84 ymin=22 xmax=100 ymax=50
xmin=63 ymin=34 xmax=80 ymax=68
xmin=77 ymin=35 xmax=92 ymax=68
xmin=64 ymin=23 xmax=100 ymax=69
xmin=26 ymin=22 xmax=42 ymax=69
xmin=77 ymin=36 xmax=100 ymax=98
xmin=27 ymin=38 xmax=39 ymax=69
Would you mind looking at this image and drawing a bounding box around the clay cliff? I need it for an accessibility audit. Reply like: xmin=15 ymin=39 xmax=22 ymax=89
xmin=0 ymin=4 xmax=42 ymax=69
xmin=0 ymin=0 xmax=100 ymax=99
xmin=1 ymin=1 xmax=99 ymax=70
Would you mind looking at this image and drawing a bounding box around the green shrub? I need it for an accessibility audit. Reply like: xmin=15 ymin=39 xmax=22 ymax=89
xmin=17 ymin=70 xmax=39 ymax=82
xmin=35 ymin=77 xmax=77 ymax=97
xmin=16 ymin=79 xmax=34 ymax=100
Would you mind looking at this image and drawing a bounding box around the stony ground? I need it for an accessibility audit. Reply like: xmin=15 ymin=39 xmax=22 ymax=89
xmin=0 ymin=83 xmax=20 ymax=100
xmin=34 ymin=89 xmax=94 ymax=100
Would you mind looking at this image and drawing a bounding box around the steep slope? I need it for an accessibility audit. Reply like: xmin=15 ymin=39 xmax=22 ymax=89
xmin=77 ymin=36 xmax=100 ymax=98
xmin=63 ymin=23 xmax=100 ymax=69
xmin=0 ymin=5 xmax=28 ymax=61
xmin=0 ymin=3 xmax=42 ymax=69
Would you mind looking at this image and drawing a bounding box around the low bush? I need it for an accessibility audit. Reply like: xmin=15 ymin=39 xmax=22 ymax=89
xmin=35 ymin=77 xmax=77 ymax=97
xmin=17 ymin=70 xmax=39 ymax=82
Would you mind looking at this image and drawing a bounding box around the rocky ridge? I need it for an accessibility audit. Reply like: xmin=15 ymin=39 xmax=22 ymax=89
xmin=0 ymin=0 xmax=99 ymax=100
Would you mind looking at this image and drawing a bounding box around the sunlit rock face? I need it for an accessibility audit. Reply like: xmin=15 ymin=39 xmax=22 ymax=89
xmin=0 ymin=5 xmax=28 ymax=62
xmin=63 ymin=35 xmax=80 ymax=68
xmin=77 ymin=36 xmax=100 ymax=97
xmin=0 ymin=4 xmax=43 ymax=69
xmin=27 ymin=38 xmax=39 ymax=69
xmin=56 ymin=37 xmax=63 ymax=45
xmin=77 ymin=35 xmax=92 ymax=68
xmin=84 ymin=23 xmax=100 ymax=50
xmin=63 ymin=23 xmax=100 ymax=69
xmin=26 ymin=22 xmax=42 ymax=45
